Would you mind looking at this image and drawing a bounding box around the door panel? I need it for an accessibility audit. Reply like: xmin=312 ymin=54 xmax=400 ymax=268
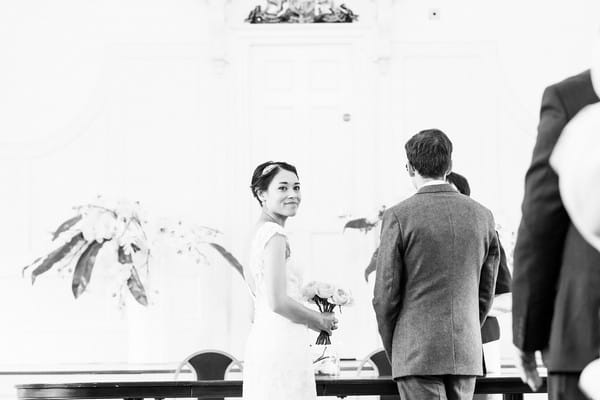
xmin=243 ymin=42 xmax=381 ymax=356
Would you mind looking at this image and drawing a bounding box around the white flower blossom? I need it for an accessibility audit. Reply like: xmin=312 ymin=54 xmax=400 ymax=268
xmin=302 ymin=281 xmax=319 ymax=300
xmin=329 ymin=287 xmax=353 ymax=306
xmin=315 ymin=282 xmax=335 ymax=299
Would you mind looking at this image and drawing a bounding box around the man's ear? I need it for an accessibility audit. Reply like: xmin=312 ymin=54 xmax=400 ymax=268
xmin=407 ymin=163 xmax=416 ymax=177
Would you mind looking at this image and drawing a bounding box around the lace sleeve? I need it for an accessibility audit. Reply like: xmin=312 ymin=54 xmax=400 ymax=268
xmin=249 ymin=222 xmax=288 ymax=285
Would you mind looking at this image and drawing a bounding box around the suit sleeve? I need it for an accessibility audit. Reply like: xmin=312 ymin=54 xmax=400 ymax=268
xmin=372 ymin=209 xmax=403 ymax=361
xmin=512 ymin=84 xmax=570 ymax=351
xmin=479 ymin=223 xmax=500 ymax=325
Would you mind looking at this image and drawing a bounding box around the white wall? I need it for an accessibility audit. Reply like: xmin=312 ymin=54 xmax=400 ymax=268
xmin=0 ymin=0 xmax=242 ymax=368
xmin=0 ymin=0 xmax=598 ymax=370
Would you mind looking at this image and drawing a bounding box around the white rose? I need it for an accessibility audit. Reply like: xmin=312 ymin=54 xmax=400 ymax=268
xmin=315 ymin=282 xmax=335 ymax=299
xmin=329 ymin=287 xmax=353 ymax=306
xmin=302 ymin=281 xmax=318 ymax=300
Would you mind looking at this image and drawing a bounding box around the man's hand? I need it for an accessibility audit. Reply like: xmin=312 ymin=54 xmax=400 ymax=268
xmin=580 ymin=358 xmax=600 ymax=400
xmin=515 ymin=347 xmax=543 ymax=392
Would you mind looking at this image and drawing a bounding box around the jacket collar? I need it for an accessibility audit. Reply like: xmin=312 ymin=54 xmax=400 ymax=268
xmin=416 ymin=183 xmax=458 ymax=195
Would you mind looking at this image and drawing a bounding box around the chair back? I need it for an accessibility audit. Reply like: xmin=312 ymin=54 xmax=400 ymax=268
xmin=357 ymin=349 xmax=399 ymax=400
xmin=175 ymin=349 xmax=242 ymax=400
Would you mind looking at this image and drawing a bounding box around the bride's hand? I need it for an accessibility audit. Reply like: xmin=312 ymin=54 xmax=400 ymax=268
xmin=309 ymin=312 xmax=338 ymax=334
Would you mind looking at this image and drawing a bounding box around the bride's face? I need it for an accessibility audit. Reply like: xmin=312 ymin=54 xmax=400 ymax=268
xmin=260 ymin=169 xmax=301 ymax=217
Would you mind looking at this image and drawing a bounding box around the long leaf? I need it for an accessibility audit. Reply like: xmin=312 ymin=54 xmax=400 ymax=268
xmin=343 ymin=218 xmax=377 ymax=233
xmin=208 ymin=242 xmax=244 ymax=277
xmin=30 ymin=233 xmax=85 ymax=284
xmin=72 ymin=240 xmax=106 ymax=298
xmin=23 ymin=257 xmax=41 ymax=278
xmin=52 ymin=214 xmax=82 ymax=240
xmin=364 ymin=249 xmax=378 ymax=282
xmin=127 ymin=265 xmax=148 ymax=306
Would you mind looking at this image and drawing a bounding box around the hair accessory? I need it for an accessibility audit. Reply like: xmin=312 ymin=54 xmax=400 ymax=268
xmin=261 ymin=163 xmax=279 ymax=176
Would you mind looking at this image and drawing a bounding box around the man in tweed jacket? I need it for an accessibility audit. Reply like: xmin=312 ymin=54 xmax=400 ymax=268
xmin=373 ymin=129 xmax=500 ymax=400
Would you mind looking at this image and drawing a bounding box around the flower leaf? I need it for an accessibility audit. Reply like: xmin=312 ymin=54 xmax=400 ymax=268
xmin=343 ymin=218 xmax=377 ymax=233
xmin=29 ymin=233 xmax=86 ymax=284
xmin=127 ymin=265 xmax=148 ymax=306
xmin=208 ymin=242 xmax=244 ymax=277
xmin=117 ymin=246 xmax=133 ymax=264
xmin=364 ymin=250 xmax=378 ymax=282
xmin=22 ymin=257 xmax=41 ymax=278
xmin=51 ymin=214 xmax=83 ymax=240
xmin=72 ymin=240 xmax=106 ymax=298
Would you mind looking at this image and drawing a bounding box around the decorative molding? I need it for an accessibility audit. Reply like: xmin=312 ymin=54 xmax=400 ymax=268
xmin=373 ymin=0 xmax=392 ymax=74
xmin=207 ymin=0 xmax=232 ymax=74
xmin=243 ymin=0 xmax=358 ymax=24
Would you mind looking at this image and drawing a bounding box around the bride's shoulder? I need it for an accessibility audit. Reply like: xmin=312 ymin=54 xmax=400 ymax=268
xmin=251 ymin=222 xmax=286 ymax=248
xmin=252 ymin=222 xmax=291 ymax=259
xmin=256 ymin=221 xmax=285 ymax=232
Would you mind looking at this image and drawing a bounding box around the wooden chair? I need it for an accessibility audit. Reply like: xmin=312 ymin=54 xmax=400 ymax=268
xmin=174 ymin=350 xmax=242 ymax=400
xmin=356 ymin=349 xmax=399 ymax=400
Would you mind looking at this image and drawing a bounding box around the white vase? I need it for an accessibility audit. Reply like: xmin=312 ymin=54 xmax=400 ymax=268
xmin=311 ymin=343 xmax=340 ymax=376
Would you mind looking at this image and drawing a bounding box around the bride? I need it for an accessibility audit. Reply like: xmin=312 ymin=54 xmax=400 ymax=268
xmin=243 ymin=161 xmax=338 ymax=400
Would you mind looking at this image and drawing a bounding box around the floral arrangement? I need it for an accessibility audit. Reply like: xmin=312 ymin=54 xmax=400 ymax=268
xmin=22 ymin=196 xmax=243 ymax=306
xmin=310 ymin=344 xmax=339 ymax=376
xmin=341 ymin=205 xmax=386 ymax=281
xmin=302 ymin=281 xmax=353 ymax=345
xmin=342 ymin=205 xmax=386 ymax=234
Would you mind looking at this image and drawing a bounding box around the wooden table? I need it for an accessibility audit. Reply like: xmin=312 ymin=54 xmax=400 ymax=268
xmin=16 ymin=376 xmax=546 ymax=400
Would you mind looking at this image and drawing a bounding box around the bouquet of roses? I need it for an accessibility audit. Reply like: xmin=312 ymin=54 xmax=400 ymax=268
xmin=302 ymin=281 xmax=353 ymax=345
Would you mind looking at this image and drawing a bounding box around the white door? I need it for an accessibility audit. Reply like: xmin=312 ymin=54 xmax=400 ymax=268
xmin=234 ymin=39 xmax=382 ymax=357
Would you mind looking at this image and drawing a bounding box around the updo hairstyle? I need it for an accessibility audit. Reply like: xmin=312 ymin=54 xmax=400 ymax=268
xmin=250 ymin=161 xmax=299 ymax=206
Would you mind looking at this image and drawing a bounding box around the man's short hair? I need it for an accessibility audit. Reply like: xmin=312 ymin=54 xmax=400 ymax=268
xmin=405 ymin=129 xmax=453 ymax=178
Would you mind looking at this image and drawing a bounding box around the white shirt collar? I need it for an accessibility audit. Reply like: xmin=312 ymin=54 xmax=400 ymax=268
xmin=420 ymin=179 xmax=448 ymax=188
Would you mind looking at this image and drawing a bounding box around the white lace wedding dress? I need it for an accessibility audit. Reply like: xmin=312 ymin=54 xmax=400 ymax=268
xmin=242 ymin=222 xmax=316 ymax=400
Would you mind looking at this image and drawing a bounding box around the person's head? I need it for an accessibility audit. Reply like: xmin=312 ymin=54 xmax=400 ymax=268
xmin=446 ymin=171 xmax=471 ymax=196
xmin=404 ymin=129 xmax=453 ymax=180
xmin=250 ymin=161 xmax=301 ymax=217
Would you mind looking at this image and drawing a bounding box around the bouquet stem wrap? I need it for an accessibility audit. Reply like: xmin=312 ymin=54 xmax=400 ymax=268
xmin=312 ymin=295 xmax=336 ymax=345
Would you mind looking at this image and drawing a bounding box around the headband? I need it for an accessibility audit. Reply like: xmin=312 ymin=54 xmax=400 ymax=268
xmin=261 ymin=163 xmax=279 ymax=176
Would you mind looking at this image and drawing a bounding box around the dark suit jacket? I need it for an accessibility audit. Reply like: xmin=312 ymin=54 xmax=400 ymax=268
xmin=512 ymin=70 xmax=600 ymax=372
xmin=373 ymin=184 xmax=500 ymax=378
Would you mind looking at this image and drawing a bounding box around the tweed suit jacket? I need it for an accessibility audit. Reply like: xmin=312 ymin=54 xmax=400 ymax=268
xmin=512 ymin=70 xmax=600 ymax=372
xmin=373 ymin=184 xmax=500 ymax=378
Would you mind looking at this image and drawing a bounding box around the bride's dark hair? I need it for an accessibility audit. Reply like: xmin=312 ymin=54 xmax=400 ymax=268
xmin=250 ymin=161 xmax=298 ymax=206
